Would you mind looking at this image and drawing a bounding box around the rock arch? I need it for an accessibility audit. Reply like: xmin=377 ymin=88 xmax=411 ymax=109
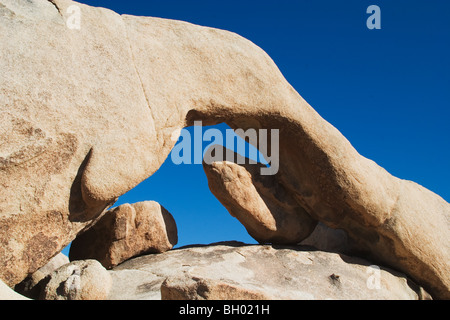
xmin=0 ymin=0 xmax=448 ymax=298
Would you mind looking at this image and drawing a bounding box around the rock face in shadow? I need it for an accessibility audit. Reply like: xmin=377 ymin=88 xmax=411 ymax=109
xmin=300 ymin=222 xmax=350 ymax=254
xmin=15 ymin=253 xmax=70 ymax=299
xmin=108 ymin=243 xmax=428 ymax=300
xmin=203 ymin=148 xmax=352 ymax=254
xmin=69 ymin=201 xmax=178 ymax=269
xmin=0 ymin=0 xmax=448 ymax=298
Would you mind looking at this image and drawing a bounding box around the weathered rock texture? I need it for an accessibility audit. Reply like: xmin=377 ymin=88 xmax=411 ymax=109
xmin=203 ymin=153 xmax=317 ymax=245
xmin=15 ymin=252 xmax=69 ymax=299
xmin=108 ymin=243 xmax=427 ymax=300
xmin=203 ymin=152 xmax=351 ymax=252
xmin=69 ymin=201 xmax=178 ymax=269
xmin=40 ymin=259 xmax=112 ymax=300
xmin=161 ymin=276 xmax=271 ymax=300
xmin=0 ymin=0 xmax=449 ymax=299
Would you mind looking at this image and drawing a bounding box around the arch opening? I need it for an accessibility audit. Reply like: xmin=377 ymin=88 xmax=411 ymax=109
xmin=112 ymin=122 xmax=268 ymax=248
xmin=63 ymin=122 xmax=272 ymax=256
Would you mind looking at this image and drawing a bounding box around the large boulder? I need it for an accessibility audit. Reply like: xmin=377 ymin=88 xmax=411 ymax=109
xmin=69 ymin=201 xmax=178 ymax=269
xmin=203 ymin=154 xmax=317 ymax=245
xmin=203 ymin=151 xmax=352 ymax=252
xmin=0 ymin=0 xmax=448 ymax=298
xmin=40 ymin=259 xmax=112 ymax=300
xmin=108 ymin=242 xmax=428 ymax=300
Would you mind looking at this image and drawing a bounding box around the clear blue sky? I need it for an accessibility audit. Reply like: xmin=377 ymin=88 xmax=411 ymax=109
xmin=63 ymin=0 xmax=450 ymax=253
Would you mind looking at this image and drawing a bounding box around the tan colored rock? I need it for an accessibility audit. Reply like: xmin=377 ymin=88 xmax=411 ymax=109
xmin=15 ymin=252 xmax=69 ymax=299
xmin=203 ymin=152 xmax=350 ymax=252
xmin=300 ymin=222 xmax=350 ymax=254
xmin=0 ymin=0 xmax=448 ymax=299
xmin=161 ymin=276 xmax=271 ymax=300
xmin=30 ymin=253 xmax=70 ymax=283
xmin=203 ymin=152 xmax=449 ymax=298
xmin=203 ymin=153 xmax=317 ymax=245
xmin=109 ymin=242 xmax=427 ymax=300
xmin=0 ymin=0 xmax=155 ymax=286
xmin=40 ymin=259 xmax=112 ymax=300
xmin=70 ymin=201 xmax=177 ymax=269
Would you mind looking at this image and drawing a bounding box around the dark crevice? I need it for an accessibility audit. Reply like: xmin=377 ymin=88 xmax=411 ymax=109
xmin=48 ymin=0 xmax=62 ymax=17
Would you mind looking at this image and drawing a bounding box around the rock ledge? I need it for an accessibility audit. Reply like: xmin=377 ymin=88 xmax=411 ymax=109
xmin=107 ymin=242 xmax=427 ymax=300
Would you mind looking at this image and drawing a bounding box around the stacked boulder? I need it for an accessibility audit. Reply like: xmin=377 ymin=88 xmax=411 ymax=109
xmin=69 ymin=201 xmax=178 ymax=269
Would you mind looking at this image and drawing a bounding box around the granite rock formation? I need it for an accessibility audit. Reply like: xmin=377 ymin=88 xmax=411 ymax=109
xmin=0 ymin=0 xmax=448 ymax=298
xmin=108 ymin=243 xmax=429 ymax=300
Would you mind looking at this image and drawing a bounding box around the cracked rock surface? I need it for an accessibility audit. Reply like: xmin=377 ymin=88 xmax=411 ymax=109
xmin=107 ymin=242 xmax=428 ymax=300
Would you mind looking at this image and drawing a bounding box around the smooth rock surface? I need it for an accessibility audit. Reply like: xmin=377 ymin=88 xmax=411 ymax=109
xmin=69 ymin=201 xmax=178 ymax=269
xmin=0 ymin=0 xmax=448 ymax=299
xmin=0 ymin=279 xmax=29 ymax=300
xmin=108 ymin=242 xmax=425 ymax=300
